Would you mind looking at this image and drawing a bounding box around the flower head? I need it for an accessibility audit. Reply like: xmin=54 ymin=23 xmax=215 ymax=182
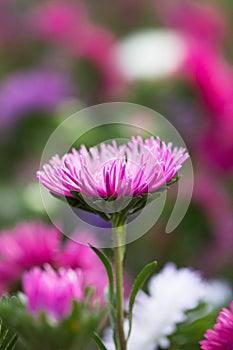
xmin=37 ymin=136 xmax=188 ymax=209
xmin=22 ymin=265 xmax=84 ymax=321
xmin=200 ymin=301 xmax=233 ymax=350
xmin=104 ymin=263 xmax=231 ymax=350
xmin=0 ymin=221 xmax=60 ymax=291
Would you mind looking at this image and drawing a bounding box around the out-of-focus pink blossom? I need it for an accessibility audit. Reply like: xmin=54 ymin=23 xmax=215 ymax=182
xmin=193 ymin=168 xmax=233 ymax=274
xmin=56 ymin=232 xmax=107 ymax=302
xmin=0 ymin=1 xmax=24 ymax=48
xmin=200 ymin=301 xmax=233 ymax=349
xmin=185 ymin=44 xmax=233 ymax=121
xmin=23 ymin=265 xmax=84 ymax=321
xmin=156 ymin=0 xmax=228 ymax=47
xmin=28 ymin=1 xmax=123 ymax=96
xmin=0 ymin=222 xmax=60 ymax=291
xmin=0 ymin=221 xmax=108 ymax=302
xmin=198 ymin=124 xmax=233 ymax=172
xmin=37 ymin=136 xmax=188 ymax=199
xmin=156 ymin=0 xmax=233 ymax=171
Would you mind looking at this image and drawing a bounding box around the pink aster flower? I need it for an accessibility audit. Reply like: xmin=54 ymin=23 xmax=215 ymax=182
xmin=200 ymin=301 xmax=233 ymax=350
xmin=37 ymin=136 xmax=188 ymax=200
xmin=22 ymin=265 xmax=84 ymax=321
xmin=0 ymin=221 xmax=60 ymax=293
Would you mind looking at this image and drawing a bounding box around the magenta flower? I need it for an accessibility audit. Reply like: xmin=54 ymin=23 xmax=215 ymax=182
xmin=200 ymin=301 xmax=233 ymax=350
xmin=37 ymin=136 xmax=188 ymax=200
xmin=0 ymin=221 xmax=108 ymax=302
xmin=0 ymin=221 xmax=60 ymax=292
xmin=22 ymin=265 xmax=84 ymax=321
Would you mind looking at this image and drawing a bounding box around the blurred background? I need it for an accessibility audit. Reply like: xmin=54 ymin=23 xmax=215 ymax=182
xmin=0 ymin=0 xmax=233 ymax=289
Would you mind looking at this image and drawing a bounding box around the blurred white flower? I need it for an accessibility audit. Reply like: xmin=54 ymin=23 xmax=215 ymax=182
xmin=114 ymin=29 xmax=187 ymax=81
xmin=103 ymin=263 xmax=231 ymax=350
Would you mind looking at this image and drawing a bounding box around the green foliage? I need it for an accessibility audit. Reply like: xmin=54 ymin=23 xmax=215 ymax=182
xmin=0 ymin=297 xmax=18 ymax=350
xmin=127 ymin=261 xmax=157 ymax=340
xmin=89 ymin=245 xmax=119 ymax=349
xmin=89 ymin=246 xmax=114 ymax=305
xmin=93 ymin=333 xmax=108 ymax=350
xmin=166 ymin=303 xmax=220 ymax=350
xmin=0 ymin=295 xmax=106 ymax=350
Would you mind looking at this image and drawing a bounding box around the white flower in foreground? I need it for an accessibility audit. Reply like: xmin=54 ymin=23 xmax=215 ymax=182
xmin=103 ymin=263 xmax=231 ymax=350
xmin=114 ymin=29 xmax=187 ymax=81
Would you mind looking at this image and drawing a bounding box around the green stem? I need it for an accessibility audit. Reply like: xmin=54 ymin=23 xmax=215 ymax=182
xmin=113 ymin=222 xmax=126 ymax=350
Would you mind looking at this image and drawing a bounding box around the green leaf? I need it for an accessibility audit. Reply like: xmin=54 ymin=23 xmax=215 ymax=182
xmin=93 ymin=333 xmax=108 ymax=350
xmin=89 ymin=245 xmax=114 ymax=304
xmin=0 ymin=296 xmax=18 ymax=350
xmin=127 ymin=261 xmax=157 ymax=340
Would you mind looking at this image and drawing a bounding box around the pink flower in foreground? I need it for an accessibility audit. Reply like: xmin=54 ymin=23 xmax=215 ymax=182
xmin=200 ymin=301 xmax=233 ymax=350
xmin=57 ymin=232 xmax=108 ymax=302
xmin=0 ymin=222 xmax=60 ymax=291
xmin=0 ymin=222 xmax=108 ymax=302
xmin=23 ymin=265 xmax=84 ymax=321
xmin=37 ymin=136 xmax=188 ymax=199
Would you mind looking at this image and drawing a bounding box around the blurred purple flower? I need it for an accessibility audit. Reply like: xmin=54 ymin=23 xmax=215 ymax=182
xmin=0 ymin=69 xmax=74 ymax=128
xmin=200 ymin=301 xmax=233 ymax=350
xmin=37 ymin=136 xmax=188 ymax=199
xmin=23 ymin=265 xmax=84 ymax=321
xmin=0 ymin=221 xmax=60 ymax=292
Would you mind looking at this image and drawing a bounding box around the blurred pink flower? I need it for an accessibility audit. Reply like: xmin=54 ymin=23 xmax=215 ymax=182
xmin=185 ymin=44 xmax=233 ymax=121
xmin=0 ymin=1 xmax=25 ymax=48
xmin=200 ymin=301 xmax=233 ymax=350
xmin=56 ymin=232 xmax=107 ymax=302
xmin=193 ymin=168 xmax=233 ymax=274
xmin=198 ymin=124 xmax=233 ymax=172
xmin=0 ymin=221 xmax=108 ymax=302
xmin=0 ymin=222 xmax=60 ymax=291
xmin=23 ymin=265 xmax=84 ymax=321
xmin=156 ymin=0 xmax=233 ymax=171
xmin=37 ymin=136 xmax=188 ymax=199
xmin=156 ymin=0 xmax=227 ymax=47
xmin=28 ymin=0 xmax=123 ymax=96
